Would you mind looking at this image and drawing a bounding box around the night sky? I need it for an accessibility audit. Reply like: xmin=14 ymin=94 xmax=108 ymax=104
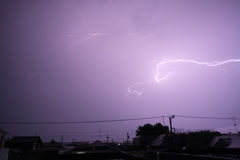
xmin=1 ymin=0 xmax=240 ymax=142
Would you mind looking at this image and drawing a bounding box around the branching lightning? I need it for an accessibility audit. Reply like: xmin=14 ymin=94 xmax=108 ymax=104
xmin=127 ymin=59 xmax=240 ymax=97
xmin=67 ymin=28 xmax=109 ymax=46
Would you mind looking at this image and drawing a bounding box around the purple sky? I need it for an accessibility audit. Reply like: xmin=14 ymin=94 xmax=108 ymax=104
xmin=1 ymin=0 xmax=240 ymax=142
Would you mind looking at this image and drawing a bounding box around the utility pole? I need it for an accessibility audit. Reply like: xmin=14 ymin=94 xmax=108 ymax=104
xmin=106 ymin=134 xmax=110 ymax=143
xmin=61 ymin=135 xmax=64 ymax=144
xmin=169 ymin=115 xmax=175 ymax=135
xmin=233 ymin=116 xmax=239 ymax=133
xmin=162 ymin=115 xmax=165 ymax=126
xmin=98 ymin=128 xmax=101 ymax=140
xmin=127 ymin=133 xmax=129 ymax=145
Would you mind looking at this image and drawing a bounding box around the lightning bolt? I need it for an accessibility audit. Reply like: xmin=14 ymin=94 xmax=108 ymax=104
xmin=127 ymin=59 xmax=240 ymax=97
xmin=67 ymin=28 xmax=109 ymax=46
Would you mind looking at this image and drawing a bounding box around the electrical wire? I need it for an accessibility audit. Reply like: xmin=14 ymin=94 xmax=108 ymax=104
xmin=175 ymin=115 xmax=240 ymax=120
xmin=0 ymin=116 xmax=166 ymax=124
xmin=1 ymin=115 xmax=239 ymax=125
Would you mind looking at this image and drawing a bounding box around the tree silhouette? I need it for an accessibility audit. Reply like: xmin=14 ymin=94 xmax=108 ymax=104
xmin=50 ymin=139 xmax=57 ymax=144
xmin=136 ymin=123 xmax=169 ymax=146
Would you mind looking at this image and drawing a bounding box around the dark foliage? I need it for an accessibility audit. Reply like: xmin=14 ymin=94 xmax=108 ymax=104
xmin=136 ymin=123 xmax=169 ymax=146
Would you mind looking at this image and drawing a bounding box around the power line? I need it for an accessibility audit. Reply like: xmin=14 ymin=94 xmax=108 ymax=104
xmin=0 ymin=116 xmax=166 ymax=124
xmin=1 ymin=115 xmax=239 ymax=125
xmin=175 ymin=115 xmax=240 ymax=120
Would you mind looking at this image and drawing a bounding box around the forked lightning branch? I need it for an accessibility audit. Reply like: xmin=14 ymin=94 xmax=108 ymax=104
xmin=127 ymin=59 xmax=240 ymax=97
